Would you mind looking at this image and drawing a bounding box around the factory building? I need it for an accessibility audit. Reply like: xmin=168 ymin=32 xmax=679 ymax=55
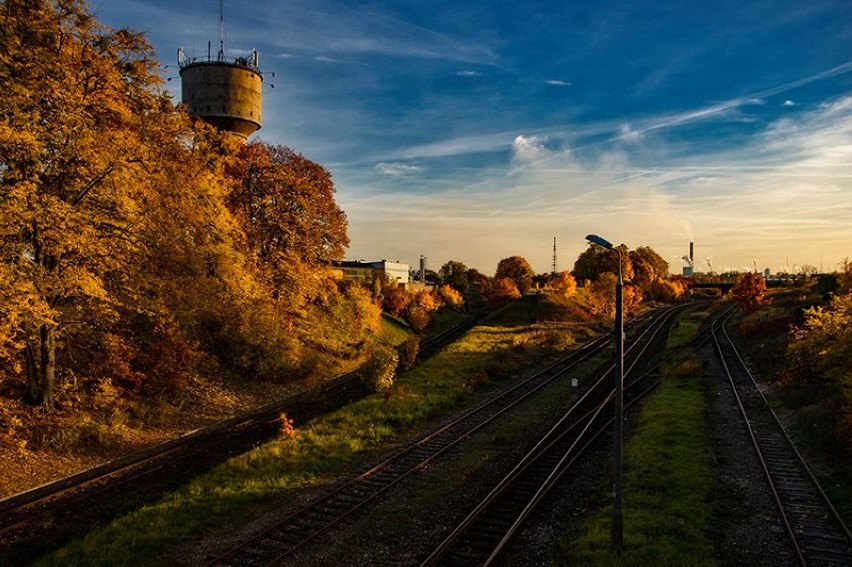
xmin=336 ymin=260 xmax=411 ymax=288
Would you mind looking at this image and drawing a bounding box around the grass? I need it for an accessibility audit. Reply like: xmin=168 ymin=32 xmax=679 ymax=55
xmin=37 ymin=298 xmax=590 ymax=567
xmin=311 ymin=341 xmax=610 ymax=563
xmin=563 ymin=350 xmax=719 ymax=565
xmin=665 ymin=309 xmax=704 ymax=349
xmin=377 ymin=313 xmax=414 ymax=346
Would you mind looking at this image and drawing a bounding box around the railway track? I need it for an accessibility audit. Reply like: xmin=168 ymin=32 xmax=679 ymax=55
xmin=711 ymin=313 xmax=852 ymax=566
xmin=0 ymin=314 xmax=481 ymax=566
xmin=420 ymin=302 xmax=700 ymax=566
xmin=0 ymin=371 xmax=373 ymax=564
xmin=201 ymin=304 xmax=690 ymax=566
xmin=418 ymin=319 xmax=480 ymax=358
xmin=200 ymin=333 xmax=617 ymax=565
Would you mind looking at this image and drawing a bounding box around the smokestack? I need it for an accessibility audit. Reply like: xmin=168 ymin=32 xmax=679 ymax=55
xmin=689 ymin=242 xmax=694 ymax=264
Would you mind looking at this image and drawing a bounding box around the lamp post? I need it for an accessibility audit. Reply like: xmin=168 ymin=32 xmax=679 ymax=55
xmin=585 ymin=233 xmax=624 ymax=554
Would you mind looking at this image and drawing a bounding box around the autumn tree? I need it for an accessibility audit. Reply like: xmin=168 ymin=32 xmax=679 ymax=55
xmin=495 ymin=256 xmax=535 ymax=294
xmin=572 ymin=243 xmax=634 ymax=283
xmin=550 ymin=271 xmax=577 ymax=298
xmin=225 ymin=142 xmax=348 ymax=303
xmin=467 ymin=268 xmax=492 ymax=295
xmin=405 ymin=290 xmax=440 ymax=332
xmin=648 ymin=277 xmax=687 ymax=302
xmin=0 ymin=0 xmax=184 ymax=407
xmin=382 ymin=286 xmax=410 ymax=316
xmin=731 ymin=272 xmax=767 ymax=313
xmin=490 ymin=277 xmax=521 ymax=306
xmin=439 ymin=284 xmax=464 ymax=310
xmin=439 ymin=260 xmax=470 ymax=292
xmin=586 ymin=273 xmax=642 ymax=319
xmin=586 ymin=273 xmax=618 ymax=318
xmin=0 ymin=0 xmax=381 ymax=414
xmin=840 ymin=258 xmax=852 ymax=294
xmin=632 ymin=246 xmax=669 ymax=279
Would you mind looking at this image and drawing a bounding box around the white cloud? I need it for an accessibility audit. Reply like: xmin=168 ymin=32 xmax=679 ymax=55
xmin=455 ymin=70 xmax=483 ymax=77
xmin=512 ymin=135 xmax=548 ymax=162
xmin=375 ymin=162 xmax=424 ymax=176
xmin=546 ymin=79 xmax=572 ymax=86
xmin=617 ymin=124 xmax=642 ymax=143
xmin=783 ymin=99 xmax=797 ymax=107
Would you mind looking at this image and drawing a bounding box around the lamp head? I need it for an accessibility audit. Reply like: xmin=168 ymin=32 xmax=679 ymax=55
xmin=586 ymin=234 xmax=614 ymax=250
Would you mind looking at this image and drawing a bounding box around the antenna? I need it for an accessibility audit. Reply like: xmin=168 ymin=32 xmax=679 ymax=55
xmin=218 ymin=0 xmax=225 ymax=60
xmin=552 ymin=236 xmax=558 ymax=274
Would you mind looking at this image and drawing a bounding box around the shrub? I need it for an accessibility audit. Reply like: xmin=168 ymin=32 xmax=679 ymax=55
xmin=439 ymin=284 xmax=465 ymax=310
xmin=489 ymin=277 xmax=521 ymax=307
xmin=279 ymin=412 xmax=296 ymax=438
xmin=550 ymin=271 xmax=578 ymax=298
xmin=359 ymin=345 xmax=398 ymax=392
xmin=397 ymin=337 xmax=420 ymax=372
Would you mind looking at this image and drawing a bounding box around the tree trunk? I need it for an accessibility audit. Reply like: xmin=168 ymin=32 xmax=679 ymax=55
xmin=24 ymin=341 xmax=42 ymax=405
xmin=40 ymin=323 xmax=56 ymax=409
xmin=23 ymin=324 xmax=57 ymax=409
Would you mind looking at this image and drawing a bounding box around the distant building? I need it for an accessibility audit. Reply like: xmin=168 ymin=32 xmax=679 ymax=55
xmin=336 ymin=260 xmax=411 ymax=287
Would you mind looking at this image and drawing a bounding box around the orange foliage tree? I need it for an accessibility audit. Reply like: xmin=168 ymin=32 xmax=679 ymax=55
xmin=405 ymin=290 xmax=440 ymax=332
xmin=731 ymin=273 xmax=767 ymax=312
xmin=225 ymin=142 xmax=348 ymax=304
xmin=495 ymin=256 xmax=535 ymax=294
xmin=573 ymin=244 xmax=634 ymax=283
xmin=586 ymin=274 xmax=642 ymax=319
xmin=490 ymin=277 xmax=521 ymax=306
xmin=550 ymin=271 xmax=577 ymax=297
xmin=785 ymin=292 xmax=852 ymax=450
xmin=439 ymin=284 xmax=465 ymax=310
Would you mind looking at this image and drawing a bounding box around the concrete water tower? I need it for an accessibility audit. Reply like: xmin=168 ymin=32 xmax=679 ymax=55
xmin=177 ymin=2 xmax=263 ymax=138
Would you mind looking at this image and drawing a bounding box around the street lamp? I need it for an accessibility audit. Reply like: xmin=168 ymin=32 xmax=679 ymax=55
xmin=585 ymin=233 xmax=624 ymax=554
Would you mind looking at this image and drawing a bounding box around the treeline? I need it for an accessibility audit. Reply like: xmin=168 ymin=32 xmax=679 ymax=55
xmin=0 ymin=0 xmax=379 ymax=410
xmin=431 ymin=246 xmax=687 ymax=320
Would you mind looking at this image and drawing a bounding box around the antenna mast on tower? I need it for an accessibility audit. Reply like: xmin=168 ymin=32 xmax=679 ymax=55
xmin=218 ymin=0 xmax=226 ymax=60
xmin=552 ymin=236 xmax=558 ymax=274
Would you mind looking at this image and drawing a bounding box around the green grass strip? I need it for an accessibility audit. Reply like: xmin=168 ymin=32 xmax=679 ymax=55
xmin=565 ymin=354 xmax=719 ymax=566
xmin=37 ymin=304 xmax=563 ymax=566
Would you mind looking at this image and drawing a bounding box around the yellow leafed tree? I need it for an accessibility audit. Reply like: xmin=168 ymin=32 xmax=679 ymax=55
xmin=0 ymin=0 xmax=170 ymax=406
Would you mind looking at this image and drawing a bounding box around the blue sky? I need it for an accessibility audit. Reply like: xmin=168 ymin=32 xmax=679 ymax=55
xmin=97 ymin=0 xmax=852 ymax=275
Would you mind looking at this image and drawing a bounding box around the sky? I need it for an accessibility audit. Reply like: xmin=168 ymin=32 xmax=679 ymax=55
xmin=96 ymin=0 xmax=852 ymax=276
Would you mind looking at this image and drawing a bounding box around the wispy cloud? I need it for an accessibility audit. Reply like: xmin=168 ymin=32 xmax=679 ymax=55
xmin=546 ymin=79 xmax=572 ymax=86
xmin=251 ymin=1 xmax=499 ymax=64
xmin=343 ymin=93 xmax=852 ymax=272
xmin=375 ymin=162 xmax=423 ymax=176
xmin=454 ymin=70 xmax=483 ymax=77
